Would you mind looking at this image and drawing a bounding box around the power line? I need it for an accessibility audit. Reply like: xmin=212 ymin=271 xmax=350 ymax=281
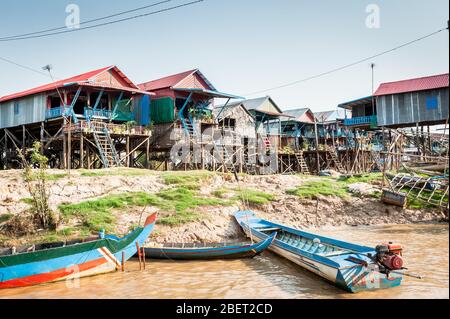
xmin=0 ymin=56 xmax=52 ymax=78
xmin=245 ymin=26 xmax=449 ymax=96
xmin=0 ymin=0 xmax=204 ymax=42
xmin=0 ymin=0 xmax=173 ymax=40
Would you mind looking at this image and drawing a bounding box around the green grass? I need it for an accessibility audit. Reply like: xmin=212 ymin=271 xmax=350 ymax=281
xmin=59 ymin=192 xmax=161 ymax=232
xmin=287 ymin=173 xmax=384 ymax=200
xmin=58 ymin=186 xmax=232 ymax=230
xmin=45 ymin=173 xmax=68 ymax=181
xmin=157 ymin=187 xmax=231 ymax=225
xmin=0 ymin=214 xmax=13 ymax=223
xmin=80 ymin=168 xmax=155 ymax=177
xmin=286 ymin=180 xmax=350 ymax=199
xmin=161 ymin=171 xmax=214 ymax=188
xmin=338 ymin=173 xmax=383 ymax=185
xmin=232 ymin=188 xmax=276 ymax=205
xmin=370 ymin=190 xmax=382 ymax=200
xmin=212 ymin=188 xmax=229 ymax=198
xmin=211 ymin=187 xmax=276 ymax=205
xmin=20 ymin=198 xmax=34 ymax=205
xmin=398 ymin=188 xmax=447 ymax=210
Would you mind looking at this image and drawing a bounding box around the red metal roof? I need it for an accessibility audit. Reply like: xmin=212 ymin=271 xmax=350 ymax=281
xmin=0 ymin=66 xmax=139 ymax=103
xmin=74 ymin=82 xmax=154 ymax=95
xmin=374 ymin=73 xmax=449 ymax=96
xmin=138 ymin=69 xmax=198 ymax=91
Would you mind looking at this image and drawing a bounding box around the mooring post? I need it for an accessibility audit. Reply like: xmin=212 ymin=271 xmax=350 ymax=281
xmin=136 ymin=242 xmax=142 ymax=270
xmin=142 ymin=247 xmax=146 ymax=270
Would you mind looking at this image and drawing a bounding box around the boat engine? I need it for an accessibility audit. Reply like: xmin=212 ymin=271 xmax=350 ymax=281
xmin=375 ymin=242 xmax=404 ymax=270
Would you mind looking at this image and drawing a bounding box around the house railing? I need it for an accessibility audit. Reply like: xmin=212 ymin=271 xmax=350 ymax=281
xmin=46 ymin=107 xmax=64 ymax=119
xmin=63 ymin=120 xmax=151 ymax=136
xmin=84 ymin=107 xmax=112 ymax=119
xmin=46 ymin=106 xmax=132 ymax=121
xmin=344 ymin=115 xmax=377 ymax=127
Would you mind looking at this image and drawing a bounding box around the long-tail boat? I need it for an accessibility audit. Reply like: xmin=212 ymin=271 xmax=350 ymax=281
xmin=0 ymin=213 xmax=157 ymax=289
xmin=234 ymin=211 xmax=405 ymax=293
xmin=141 ymin=232 xmax=275 ymax=260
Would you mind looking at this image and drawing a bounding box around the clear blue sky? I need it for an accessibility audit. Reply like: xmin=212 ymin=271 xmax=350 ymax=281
xmin=0 ymin=0 xmax=448 ymax=112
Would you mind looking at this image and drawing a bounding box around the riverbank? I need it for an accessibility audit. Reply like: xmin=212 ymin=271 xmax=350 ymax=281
xmin=0 ymin=168 xmax=447 ymax=247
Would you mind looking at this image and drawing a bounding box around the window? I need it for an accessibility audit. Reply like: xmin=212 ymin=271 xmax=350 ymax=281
xmin=426 ymin=96 xmax=438 ymax=110
xmin=14 ymin=102 xmax=20 ymax=115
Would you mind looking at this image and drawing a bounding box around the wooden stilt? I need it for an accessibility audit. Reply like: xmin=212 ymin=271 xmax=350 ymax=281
xmin=68 ymin=118 xmax=72 ymax=172
xmin=142 ymin=247 xmax=146 ymax=270
xmin=40 ymin=122 xmax=44 ymax=154
xmin=22 ymin=125 xmax=25 ymax=155
xmin=63 ymin=132 xmax=67 ymax=169
xmin=126 ymin=136 xmax=130 ymax=167
xmin=136 ymin=242 xmax=142 ymax=270
xmin=87 ymin=144 xmax=91 ymax=169
xmin=314 ymin=119 xmax=320 ymax=173
xmin=80 ymin=135 xmax=84 ymax=169
xmin=146 ymin=137 xmax=150 ymax=169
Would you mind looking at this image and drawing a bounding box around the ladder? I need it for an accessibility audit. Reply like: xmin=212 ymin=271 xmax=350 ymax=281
xmin=214 ymin=143 xmax=235 ymax=172
xmin=371 ymin=151 xmax=383 ymax=171
xmin=295 ymin=151 xmax=310 ymax=175
xmin=179 ymin=111 xmax=196 ymax=139
xmin=263 ymin=136 xmax=271 ymax=150
xmin=329 ymin=147 xmax=345 ymax=173
xmin=89 ymin=121 xmax=121 ymax=168
xmin=184 ymin=120 xmax=195 ymax=137
xmin=243 ymin=144 xmax=258 ymax=175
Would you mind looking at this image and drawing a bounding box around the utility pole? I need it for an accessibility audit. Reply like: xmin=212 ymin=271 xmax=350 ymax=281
xmin=371 ymin=63 xmax=376 ymax=115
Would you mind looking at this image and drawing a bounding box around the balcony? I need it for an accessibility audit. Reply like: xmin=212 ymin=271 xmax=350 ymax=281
xmin=84 ymin=107 xmax=112 ymax=119
xmin=46 ymin=107 xmax=64 ymax=119
xmin=45 ymin=106 xmax=135 ymax=122
xmin=344 ymin=115 xmax=377 ymax=128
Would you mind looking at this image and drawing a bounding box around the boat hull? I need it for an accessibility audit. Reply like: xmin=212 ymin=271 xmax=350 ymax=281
xmin=235 ymin=211 xmax=402 ymax=293
xmin=0 ymin=213 xmax=157 ymax=289
xmin=142 ymin=234 xmax=275 ymax=260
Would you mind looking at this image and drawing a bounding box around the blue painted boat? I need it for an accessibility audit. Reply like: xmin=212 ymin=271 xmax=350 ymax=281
xmin=142 ymin=232 xmax=275 ymax=260
xmin=234 ymin=211 xmax=404 ymax=293
xmin=0 ymin=213 xmax=157 ymax=289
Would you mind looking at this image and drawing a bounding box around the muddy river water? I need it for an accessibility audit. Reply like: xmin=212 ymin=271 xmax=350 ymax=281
xmin=1 ymin=224 xmax=448 ymax=299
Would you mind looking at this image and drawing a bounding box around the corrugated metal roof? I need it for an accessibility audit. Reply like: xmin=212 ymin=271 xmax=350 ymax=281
xmin=213 ymin=102 xmax=254 ymax=120
xmin=172 ymin=88 xmax=242 ymax=99
xmin=283 ymin=108 xmax=309 ymax=118
xmin=314 ymin=109 xmax=347 ymax=122
xmin=338 ymin=96 xmax=373 ymax=110
xmin=0 ymin=66 xmax=137 ymax=103
xmin=314 ymin=110 xmax=334 ymax=122
xmin=73 ymin=82 xmax=154 ymax=95
xmin=374 ymin=73 xmax=449 ymax=96
xmin=138 ymin=69 xmax=217 ymax=92
xmin=239 ymin=96 xmax=283 ymax=114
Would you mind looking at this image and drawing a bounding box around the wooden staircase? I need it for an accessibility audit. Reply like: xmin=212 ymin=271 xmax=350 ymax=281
xmin=329 ymin=147 xmax=345 ymax=173
xmin=214 ymin=143 xmax=235 ymax=172
xmin=184 ymin=121 xmax=195 ymax=137
xmin=295 ymin=151 xmax=310 ymax=175
xmin=89 ymin=121 xmax=120 ymax=168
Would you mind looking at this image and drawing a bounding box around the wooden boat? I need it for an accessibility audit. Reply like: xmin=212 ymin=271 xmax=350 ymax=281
xmin=234 ymin=211 xmax=404 ymax=293
xmin=0 ymin=213 xmax=157 ymax=289
xmin=141 ymin=233 xmax=275 ymax=260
